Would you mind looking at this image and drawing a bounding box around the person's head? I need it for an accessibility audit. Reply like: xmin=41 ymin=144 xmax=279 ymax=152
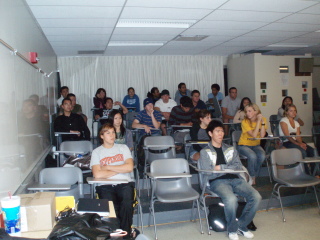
xmin=60 ymin=86 xmax=69 ymax=98
xmin=99 ymin=122 xmax=116 ymax=145
xmin=178 ymin=82 xmax=187 ymax=94
xmin=147 ymin=87 xmax=160 ymax=99
xmin=196 ymin=109 xmax=211 ymax=126
xmin=127 ymin=87 xmax=135 ymax=97
xmin=281 ymin=96 xmax=293 ymax=109
xmin=191 ymin=90 xmax=201 ymax=104
xmin=22 ymin=99 xmax=36 ymax=116
xmin=239 ymin=97 xmax=252 ymax=111
xmin=61 ymin=98 xmax=72 ymax=113
xmin=108 ymin=110 xmax=125 ymax=136
xmin=29 ymin=94 xmax=39 ymax=104
xmin=284 ymin=104 xmax=297 ymax=119
xmin=228 ymin=87 xmax=237 ymax=100
xmin=160 ymin=89 xmax=170 ymax=103
xmin=95 ymin=88 xmax=106 ymax=99
xmin=143 ymin=98 xmax=154 ymax=112
xmin=180 ymin=96 xmax=193 ymax=112
xmin=211 ymin=84 xmax=220 ymax=96
xmin=104 ymin=97 xmax=113 ymax=109
xmin=206 ymin=120 xmax=225 ymax=145
xmin=66 ymin=93 xmax=76 ymax=107
xmin=244 ymin=103 xmax=261 ymax=121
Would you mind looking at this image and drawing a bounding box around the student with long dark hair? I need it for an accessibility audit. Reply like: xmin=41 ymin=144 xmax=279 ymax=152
xmin=108 ymin=110 xmax=133 ymax=151
xmin=233 ymin=97 xmax=252 ymax=123
xmin=93 ymin=88 xmax=107 ymax=109
xmin=147 ymin=87 xmax=160 ymax=104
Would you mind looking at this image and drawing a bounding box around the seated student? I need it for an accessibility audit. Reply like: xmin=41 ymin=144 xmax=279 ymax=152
xmin=221 ymin=87 xmax=241 ymax=124
xmin=146 ymin=87 xmax=160 ymax=104
xmin=122 ymin=87 xmax=140 ymax=112
xmin=233 ymin=97 xmax=252 ymax=123
xmin=279 ymin=104 xmax=315 ymax=174
xmin=154 ymin=89 xmax=177 ymax=136
xmin=208 ymin=83 xmax=224 ymax=105
xmin=93 ymin=88 xmax=107 ymax=109
xmin=59 ymin=93 xmax=88 ymax=123
xmin=95 ymin=97 xmax=128 ymax=122
xmin=57 ymin=86 xmax=69 ymax=107
xmin=277 ymin=96 xmax=304 ymax=126
xmin=191 ymin=90 xmax=207 ymax=112
xmin=108 ymin=110 xmax=133 ymax=151
xmin=199 ymin=120 xmax=261 ymax=240
xmin=174 ymin=82 xmax=191 ymax=104
xmin=90 ymin=122 xmax=138 ymax=239
xmin=189 ymin=109 xmax=211 ymax=162
xmin=54 ymin=98 xmax=90 ymax=142
xmin=238 ymin=103 xmax=267 ymax=185
xmin=132 ymin=98 xmax=162 ymax=136
xmin=169 ymin=96 xmax=195 ymax=127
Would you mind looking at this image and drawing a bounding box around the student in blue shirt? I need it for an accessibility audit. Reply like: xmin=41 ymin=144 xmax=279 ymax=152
xmin=122 ymin=87 xmax=140 ymax=112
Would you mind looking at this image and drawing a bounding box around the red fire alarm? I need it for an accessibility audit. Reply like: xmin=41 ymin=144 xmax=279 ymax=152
xmin=29 ymin=52 xmax=38 ymax=64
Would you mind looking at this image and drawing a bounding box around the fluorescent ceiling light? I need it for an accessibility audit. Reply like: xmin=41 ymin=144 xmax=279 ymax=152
xmin=268 ymin=44 xmax=309 ymax=48
xmin=108 ymin=41 xmax=166 ymax=47
xmin=315 ymin=30 xmax=320 ymax=32
xmin=117 ymin=19 xmax=196 ymax=28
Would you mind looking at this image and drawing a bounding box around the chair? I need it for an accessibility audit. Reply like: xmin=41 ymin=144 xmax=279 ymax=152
xmin=269 ymin=114 xmax=280 ymax=137
xmin=231 ymin=131 xmax=248 ymax=161
xmin=55 ymin=140 xmax=93 ymax=167
xmin=211 ymin=96 xmax=222 ymax=119
xmin=312 ymin=125 xmax=320 ymax=157
xmin=143 ymin=136 xmax=176 ymax=191
xmin=37 ymin=167 xmax=84 ymax=201
xmin=135 ymin=234 xmax=151 ymax=240
xmin=148 ymin=158 xmax=203 ymax=239
xmin=184 ymin=133 xmax=192 ymax=162
xmin=266 ymin=148 xmax=320 ymax=222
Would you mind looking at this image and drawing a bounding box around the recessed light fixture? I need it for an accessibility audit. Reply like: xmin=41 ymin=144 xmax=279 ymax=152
xmin=315 ymin=30 xmax=320 ymax=32
xmin=174 ymin=35 xmax=208 ymax=41
xmin=268 ymin=44 xmax=309 ymax=48
xmin=116 ymin=19 xmax=196 ymax=28
xmin=108 ymin=41 xmax=166 ymax=47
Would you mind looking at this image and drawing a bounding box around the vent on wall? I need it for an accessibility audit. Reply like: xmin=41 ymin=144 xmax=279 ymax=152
xmin=78 ymin=50 xmax=105 ymax=54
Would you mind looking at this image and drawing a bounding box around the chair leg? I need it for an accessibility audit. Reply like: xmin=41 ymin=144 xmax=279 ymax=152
xmin=138 ymin=203 xmax=144 ymax=233
xmin=202 ymin=196 xmax=211 ymax=235
xmin=150 ymin=201 xmax=158 ymax=240
xmin=196 ymin=199 xmax=204 ymax=234
xmin=313 ymin=186 xmax=320 ymax=213
xmin=277 ymin=186 xmax=286 ymax=222
xmin=265 ymin=157 xmax=272 ymax=183
xmin=267 ymin=183 xmax=278 ymax=212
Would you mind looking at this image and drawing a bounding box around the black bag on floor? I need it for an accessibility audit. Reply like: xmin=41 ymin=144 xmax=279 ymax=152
xmin=208 ymin=202 xmax=257 ymax=232
xmin=48 ymin=213 xmax=115 ymax=240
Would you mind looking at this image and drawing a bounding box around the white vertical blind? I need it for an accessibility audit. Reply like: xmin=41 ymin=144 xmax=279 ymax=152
xmin=58 ymin=55 xmax=224 ymax=118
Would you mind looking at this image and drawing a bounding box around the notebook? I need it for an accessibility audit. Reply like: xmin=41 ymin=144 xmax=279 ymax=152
xmin=77 ymin=198 xmax=110 ymax=217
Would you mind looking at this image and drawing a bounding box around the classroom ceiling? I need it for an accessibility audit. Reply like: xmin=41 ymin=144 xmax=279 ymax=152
xmin=25 ymin=0 xmax=320 ymax=57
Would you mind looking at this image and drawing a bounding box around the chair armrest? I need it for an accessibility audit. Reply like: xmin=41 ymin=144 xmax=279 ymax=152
xmin=143 ymin=145 xmax=175 ymax=149
xmin=146 ymin=173 xmax=192 ymax=179
xmin=54 ymin=132 xmax=79 ymax=136
xmin=27 ymin=183 xmax=71 ymax=191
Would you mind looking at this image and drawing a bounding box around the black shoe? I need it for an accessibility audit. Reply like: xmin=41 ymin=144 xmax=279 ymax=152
xmin=247 ymin=221 xmax=257 ymax=231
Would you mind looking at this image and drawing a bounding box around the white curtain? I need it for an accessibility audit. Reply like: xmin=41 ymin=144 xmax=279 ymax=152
xmin=58 ymin=55 xmax=224 ymax=119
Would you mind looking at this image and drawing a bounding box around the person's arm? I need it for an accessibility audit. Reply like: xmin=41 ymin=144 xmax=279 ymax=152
xmin=233 ymin=111 xmax=241 ymax=123
xmin=150 ymin=110 xmax=161 ymax=129
xmin=92 ymin=164 xmax=117 ymax=178
xmin=246 ymin=115 xmax=266 ymax=138
xmin=222 ymin=107 xmax=234 ymax=122
xmin=80 ymin=117 xmax=91 ymax=140
xmin=297 ymin=117 xmax=304 ymax=127
xmin=101 ymin=158 xmax=134 ymax=174
xmin=199 ymin=149 xmax=214 ymax=170
xmin=132 ymin=119 xmax=151 ymax=134
xmin=114 ymin=101 xmax=128 ymax=114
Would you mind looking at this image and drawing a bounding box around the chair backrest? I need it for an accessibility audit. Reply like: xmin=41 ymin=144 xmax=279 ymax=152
xmin=39 ymin=167 xmax=84 ymax=200
xmin=184 ymin=133 xmax=192 ymax=160
xmin=312 ymin=125 xmax=320 ymax=156
xmin=212 ymin=96 xmax=222 ymax=118
xmin=124 ymin=111 xmax=137 ymax=130
xmin=270 ymin=149 xmax=304 ymax=181
xmin=231 ymin=130 xmax=242 ymax=149
xmin=59 ymin=140 xmax=93 ymax=166
xmin=150 ymin=158 xmax=192 ymax=194
xmin=269 ymin=114 xmax=280 ymax=137
xmin=144 ymin=136 xmax=176 ymax=163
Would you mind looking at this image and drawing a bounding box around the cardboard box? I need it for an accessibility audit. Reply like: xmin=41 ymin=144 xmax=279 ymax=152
xmin=19 ymin=192 xmax=56 ymax=232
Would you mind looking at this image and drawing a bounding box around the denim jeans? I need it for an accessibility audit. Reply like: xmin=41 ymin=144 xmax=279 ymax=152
xmin=237 ymin=145 xmax=266 ymax=177
xmin=209 ymin=178 xmax=261 ymax=233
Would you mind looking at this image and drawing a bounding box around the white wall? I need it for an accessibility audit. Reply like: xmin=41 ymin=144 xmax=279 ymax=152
xmin=228 ymin=53 xmax=313 ymax=135
xmin=0 ymin=0 xmax=57 ymax=198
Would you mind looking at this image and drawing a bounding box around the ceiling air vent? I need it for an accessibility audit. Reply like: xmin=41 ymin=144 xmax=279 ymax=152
xmin=242 ymin=50 xmax=271 ymax=54
xmin=174 ymin=35 xmax=208 ymax=41
xmin=78 ymin=50 xmax=104 ymax=54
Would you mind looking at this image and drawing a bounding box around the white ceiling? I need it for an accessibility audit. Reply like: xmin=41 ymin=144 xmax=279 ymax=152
xmin=25 ymin=0 xmax=320 ymax=57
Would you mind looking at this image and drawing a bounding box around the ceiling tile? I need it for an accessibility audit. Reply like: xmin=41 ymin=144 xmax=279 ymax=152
xmin=193 ymin=20 xmax=268 ymax=30
xmin=278 ymin=13 xmax=320 ymax=24
xmin=120 ymin=7 xmax=212 ymax=19
xmin=29 ymin=6 xmax=122 ymax=18
xmin=125 ymin=0 xmax=228 ymax=9
xmin=42 ymin=27 xmax=113 ymax=35
xmin=47 ymin=35 xmax=111 ymax=42
xmin=37 ymin=19 xmax=118 ymax=28
xmin=26 ymin=0 xmax=125 ymax=7
xmin=259 ymin=22 xmax=320 ymax=32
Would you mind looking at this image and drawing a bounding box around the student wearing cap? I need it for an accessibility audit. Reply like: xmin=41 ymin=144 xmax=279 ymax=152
xmin=154 ymin=89 xmax=177 ymax=135
xmin=132 ymin=98 xmax=162 ymax=136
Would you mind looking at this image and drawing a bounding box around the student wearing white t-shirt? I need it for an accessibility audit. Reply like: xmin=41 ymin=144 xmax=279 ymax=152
xmin=154 ymin=89 xmax=177 ymax=135
xmin=90 ymin=122 xmax=137 ymax=239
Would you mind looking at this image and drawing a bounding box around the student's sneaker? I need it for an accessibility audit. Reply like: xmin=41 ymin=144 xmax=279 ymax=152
xmin=228 ymin=232 xmax=239 ymax=240
xmin=237 ymin=229 xmax=254 ymax=239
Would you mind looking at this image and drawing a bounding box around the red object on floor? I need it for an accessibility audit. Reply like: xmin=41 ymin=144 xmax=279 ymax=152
xmin=0 ymin=213 xmax=4 ymax=228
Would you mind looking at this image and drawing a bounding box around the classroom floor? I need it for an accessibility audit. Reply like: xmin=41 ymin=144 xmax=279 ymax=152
xmin=140 ymin=203 xmax=320 ymax=240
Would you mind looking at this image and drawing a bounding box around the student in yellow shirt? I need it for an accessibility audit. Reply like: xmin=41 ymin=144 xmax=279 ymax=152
xmin=238 ymin=103 xmax=267 ymax=185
